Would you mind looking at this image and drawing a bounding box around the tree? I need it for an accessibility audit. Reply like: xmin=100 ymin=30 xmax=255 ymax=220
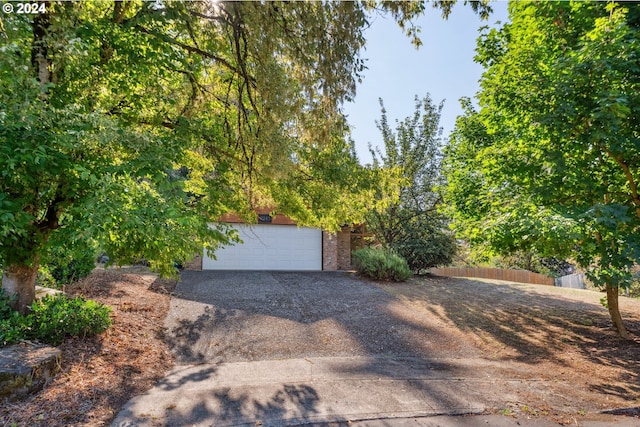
xmin=0 ymin=1 xmax=490 ymax=313
xmin=368 ymin=95 xmax=457 ymax=272
xmin=445 ymin=1 xmax=640 ymax=338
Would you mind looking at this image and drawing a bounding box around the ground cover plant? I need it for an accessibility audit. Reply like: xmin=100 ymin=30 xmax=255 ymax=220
xmin=0 ymin=290 xmax=111 ymax=346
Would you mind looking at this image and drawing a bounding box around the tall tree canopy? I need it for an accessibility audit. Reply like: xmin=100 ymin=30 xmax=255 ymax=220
xmin=0 ymin=1 xmax=492 ymax=312
xmin=368 ymin=95 xmax=457 ymax=272
xmin=445 ymin=1 xmax=640 ymax=338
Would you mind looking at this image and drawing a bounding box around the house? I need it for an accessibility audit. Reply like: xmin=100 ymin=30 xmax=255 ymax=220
xmin=185 ymin=209 xmax=368 ymax=271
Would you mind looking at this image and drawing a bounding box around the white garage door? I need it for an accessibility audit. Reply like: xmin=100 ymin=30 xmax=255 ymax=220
xmin=203 ymin=224 xmax=322 ymax=270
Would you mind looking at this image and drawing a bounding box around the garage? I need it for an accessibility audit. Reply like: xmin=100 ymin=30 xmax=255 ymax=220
xmin=202 ymin=224 xmax=322 ymax=271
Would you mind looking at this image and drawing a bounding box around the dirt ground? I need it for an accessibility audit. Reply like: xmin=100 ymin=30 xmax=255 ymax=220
xmin=1 ymin=269 xmax=639 ymax=426
xmin=0 ymin=268 xmax=177 ymax=427
xmin=379 ymin=275 xmax=640 ymax=424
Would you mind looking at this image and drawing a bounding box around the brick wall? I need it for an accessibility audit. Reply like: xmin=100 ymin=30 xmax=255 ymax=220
xmin=323 ymin=227 xmax=353 ymax=271
xmin=322 ymin=231 xmax=338 ymax=271
xmin=218 ymin=209 xmax=297 ymax=225
xmin=337 ymin=226 xmax=352 ymax=270
xmin=184 ymin=254 xmax=203 ymax=271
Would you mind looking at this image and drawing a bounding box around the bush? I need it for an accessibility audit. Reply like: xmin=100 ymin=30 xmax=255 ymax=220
xmin=0 ymin=289 xmax=28 ymax=346
xmin=352 ymin=247 xmax=412 ymax=282
xmin=0 ymin=288 xmax=14 ymax=319
xmin=38 ymin=238 xmax=97 ymax=289
xmin=392 ymin=227 xmax=457 ymax=273
xmin=0 ymin=291 xmax=112 ymax=347
xmin=27 ymin=294 xmax=112 ymax=345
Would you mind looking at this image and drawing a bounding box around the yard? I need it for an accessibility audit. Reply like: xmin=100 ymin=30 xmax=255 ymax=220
xmin=379 ymin=276 xmax=640 ymax=420
xmin=1 ymin=268 xmax=638 ymax=426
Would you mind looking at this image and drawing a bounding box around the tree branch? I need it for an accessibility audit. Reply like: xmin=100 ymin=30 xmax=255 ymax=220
xmin=600 ymin=144 xmax=640 ymax=218
xmin=134 ymin=24 xmax=247 ymax=80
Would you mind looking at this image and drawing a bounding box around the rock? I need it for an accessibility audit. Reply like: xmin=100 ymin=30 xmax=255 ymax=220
xmin=0 ymin=342 xmax=61 ymax=401
xmin=35 ymin=286 xmax=63 ymax=299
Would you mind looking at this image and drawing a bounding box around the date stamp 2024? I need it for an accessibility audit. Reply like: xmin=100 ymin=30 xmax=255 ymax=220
xmin=2 ymin=2 xmax=47 ymax=14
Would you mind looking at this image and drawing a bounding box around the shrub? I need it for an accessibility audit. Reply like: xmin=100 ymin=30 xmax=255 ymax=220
xmin=352 ymin=247 xmax=412 ymax=282
xmin=37 ymin=238 xmax=97 ymax=289
xmin=392 ymin=226 xmax=457 ymax=273
xmin=27 ymin=294 xmax=112 ymax=345
xmin=0 ymin=289 xmax=28 ymax=346
xmin=0 ymin=288 xmax=14 ymax=319
xmin=0 ymin=291 xmax=112 ymax=347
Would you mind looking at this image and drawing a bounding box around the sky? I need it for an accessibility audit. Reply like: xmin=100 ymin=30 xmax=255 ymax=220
xmin=343 ymin=1 xmax=510 ymax=164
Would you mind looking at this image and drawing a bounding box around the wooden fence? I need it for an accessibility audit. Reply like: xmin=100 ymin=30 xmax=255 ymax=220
xmin=429 ymin=267 xmax=555 ymax=286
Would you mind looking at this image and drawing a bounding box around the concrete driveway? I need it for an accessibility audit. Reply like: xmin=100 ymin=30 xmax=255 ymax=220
xmin=111 ymin=271 xmax=617 ymax=427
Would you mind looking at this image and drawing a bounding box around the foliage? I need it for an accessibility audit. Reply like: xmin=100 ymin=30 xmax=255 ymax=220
xmin=0 ymin=1 xmax=369 ymax=310
xmin=0 ymin=289 xmax=27 ymax=346
xmin=0 ymin=1 xmax=491 ymax=312
xmin=367 ymin=95 xmax=457 ymax=272
xmin=629 ymin=277 xmax=640 ymax=299
xmin=496 ymin=252 xmax=575 ymax=278
xmin=0 ymin=291 xmax=111 ymax=347
xmin=392 ymin=221 xmax=458 ymax=273
xmin=0 ymin=317 xmax=28 ymax=347
xmin=444 ymin=1 xmax=640 ymax=337
xmin=352 ymin=247 xmax=412 ymax=282
xmin=37 ymin=235 xmax=97 ymax=289
xmin=26 ymin=294 xmax=112 ymax=346
xmin=0 ymin=289 xmax=13 ymax=318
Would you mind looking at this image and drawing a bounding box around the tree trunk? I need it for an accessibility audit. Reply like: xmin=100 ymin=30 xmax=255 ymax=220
xmin=606 ymin=284 xmax=630 ymax=340
xmin=2 ymin=262 xmax=39 ymax=314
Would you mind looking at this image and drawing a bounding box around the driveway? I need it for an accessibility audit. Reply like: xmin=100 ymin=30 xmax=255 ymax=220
xmin=163 ymin=271 xmax=481 ymax=365
xmin=111 ymin=271 xmax=629 ymax=427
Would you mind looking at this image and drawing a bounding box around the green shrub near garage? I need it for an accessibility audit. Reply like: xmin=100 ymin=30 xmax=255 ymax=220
xmin=352 ymin=247 xmax=412 ymax=282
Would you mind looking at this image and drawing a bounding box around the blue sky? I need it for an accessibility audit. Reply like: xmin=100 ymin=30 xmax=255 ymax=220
xmin=344 ymin=1 xmax=510 ymax=164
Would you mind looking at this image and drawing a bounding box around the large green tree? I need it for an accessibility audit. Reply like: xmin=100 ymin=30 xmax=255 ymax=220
xmin=368 ymin=95 xmax=457 ymax=272
xmin=1 ymin=1 xmax=492 ymax=312
xmin=445 ymin=1 xmax=640 ymax=338
xmin=0 ymin=0 xmax=369 ymax=312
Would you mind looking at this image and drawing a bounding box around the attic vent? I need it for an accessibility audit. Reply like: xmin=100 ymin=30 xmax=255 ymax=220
xmin=258 ymin=214 xmax=272 ymax=223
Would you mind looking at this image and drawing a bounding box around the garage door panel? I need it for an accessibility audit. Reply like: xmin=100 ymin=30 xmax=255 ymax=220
xmin=203 ymin=224 xmax=322 ymax=270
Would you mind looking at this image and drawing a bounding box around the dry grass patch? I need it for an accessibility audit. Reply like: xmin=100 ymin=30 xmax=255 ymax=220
xmin=378 ymin=275 xmax=640 ymax=421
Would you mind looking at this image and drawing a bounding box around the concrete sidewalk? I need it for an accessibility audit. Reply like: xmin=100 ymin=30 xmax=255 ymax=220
xmin=111 ymin=356 xmax=635 ymax=427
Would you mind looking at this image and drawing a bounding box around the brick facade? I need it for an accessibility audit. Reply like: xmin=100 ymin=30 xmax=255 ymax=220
xmin=218 ymin=209 xmax=297 ymax=225
xmin=337 ymin=226 xmax=352 ymax=270
xmin=184 ymin=254 xmax=203 ymax=271
xmin=321 ymin=227 xmax=354 ymax=271
xmin=322 ymin=231 xmax=338 ymax=271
